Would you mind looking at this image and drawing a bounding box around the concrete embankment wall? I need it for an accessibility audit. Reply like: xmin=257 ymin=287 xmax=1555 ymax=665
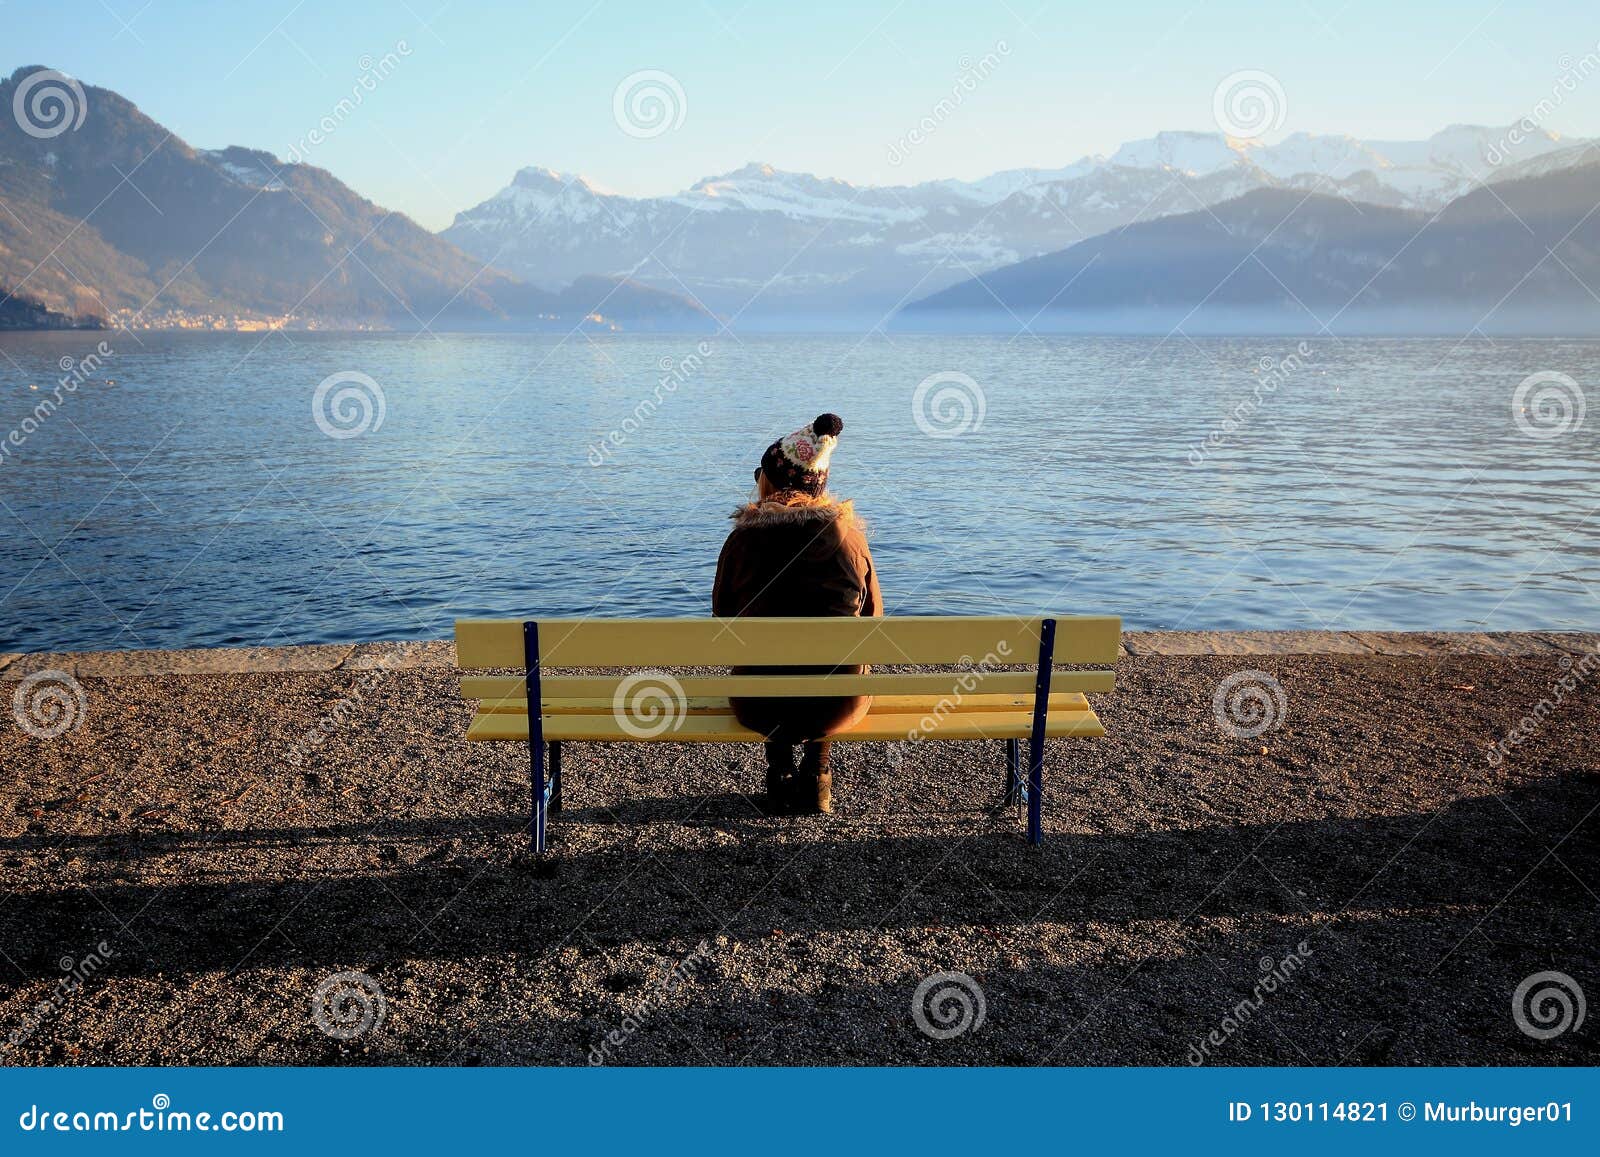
xmin=1 ymin=631 xmax=1594 ymax=679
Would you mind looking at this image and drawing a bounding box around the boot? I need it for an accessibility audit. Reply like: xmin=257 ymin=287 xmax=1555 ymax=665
xmin=763 ymin=742 xmax=796 ymax=812
xmin=791 ymin=740 xmax=833 ymax=815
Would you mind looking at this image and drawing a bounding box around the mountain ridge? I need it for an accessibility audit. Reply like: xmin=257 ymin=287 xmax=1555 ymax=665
xmin=443 ymin=124 xmax=1589 ymax=320
xmin=0 ymin=66 xmax=712 ymax=331
xmin=897 ymin=156 xmax=1600 ymax=333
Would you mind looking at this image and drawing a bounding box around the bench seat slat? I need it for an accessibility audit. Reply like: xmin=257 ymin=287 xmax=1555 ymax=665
xmin=461 ymin=670 xmax=1115 ymax=700
xmin=478 ymin=692 xmax=1089 ymax=715
xmin=467 ymin=707 xmax=1105 ymax=743
xmin=455 ymin=615 xmax=1120 ymax=669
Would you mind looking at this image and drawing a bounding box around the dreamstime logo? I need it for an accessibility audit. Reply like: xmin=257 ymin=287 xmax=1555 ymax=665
xmin=1188 ymin=342 xmax=1314 ymax=465
xmin=311 ymin=970 xmax=386 ymax=1040
xmin=912 ymin=371 xmax=986 ymax=438
xmin=1486 ymin=42 xmax=1600 ymax=167
xmin=886 ymin=40 xmax=1011 ymax=166
xmin=589 ymin=341 xmax=715 ymax=466
xmin=1188 ymin=942 xmax=1314 ymax=1064
xmin=286 ymin=41 xmax=412 ymax=163
xmin=612 ymin=70 xmax=687 ymax=139
xmin=12 ymin=669 xmax=86 ymax=739
xmin=0 ymin=340 xmax=115 ymax=471
xmin=1512 ymin=971 xmax=1586 ymax=1040
xmin=911 ymin=971 xmax=986 ymax=1040
xmin=4 ymin=939 xmax=114 ymax=1054
xmin=1512 ymin=371 xmax=1586 ymax=439
xmin=312 ymin=371 xmax=386 ymax=439
xmin=1212 ymin=70 xmax=1286 ymax=140
xmin=1487 ymin=648 xmax=1598 ymax=767
xmin=1212 ymin=670 xmax=1287 ymax=739
xmin=588 ymin=941 xmax=714 ymax=1064
xmin=280 ymin=650 xmax=411 ymax=772
xmin=902 ymin=643 xmax=1014 ymax=745
xmin=12 ymin=69 xmax=88 ymax=139
xmin=612 ymin=672 xmax=688 ymax=739
xmin=16 ymin=1094 xmax=283 ymax=1133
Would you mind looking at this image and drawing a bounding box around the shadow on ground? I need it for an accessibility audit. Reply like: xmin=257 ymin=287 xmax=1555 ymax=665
xmin=1 ymin=776 xmax=1595 ymax=1066
xmin=0 ymin=654 xmax=1595 ymax=1064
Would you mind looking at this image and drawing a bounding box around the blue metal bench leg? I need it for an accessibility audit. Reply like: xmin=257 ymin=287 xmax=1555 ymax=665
xmin=1002 ymin=739 xmax=1021 ymax=806
xmin=1027 ymin=618 xmax=1057 ymax=846
xmin=523 ymin=621 xmax=548 ymax=855
xmin=549 ymin=741 xmax=563 ymax=815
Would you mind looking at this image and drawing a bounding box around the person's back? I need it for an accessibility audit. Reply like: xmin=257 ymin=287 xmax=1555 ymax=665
xmin=712 ymin=414 xmax=882 ymax=814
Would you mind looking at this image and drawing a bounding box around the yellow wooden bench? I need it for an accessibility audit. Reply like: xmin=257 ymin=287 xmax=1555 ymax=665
xmin=455 ymin=615 xmax=1120 ymax=852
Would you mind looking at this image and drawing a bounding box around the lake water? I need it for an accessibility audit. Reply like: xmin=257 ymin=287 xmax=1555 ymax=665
xmin=0 ymin=330 xmax=1595 ymax=653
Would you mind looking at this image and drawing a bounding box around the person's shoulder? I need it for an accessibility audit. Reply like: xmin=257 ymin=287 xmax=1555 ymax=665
xmin=717 ymin=520 xmax=749 ymax=554
xmin=835 ymin=500 xmax=868 ymax=535
xmin=835 ymin=512 xmax=872 ymax=555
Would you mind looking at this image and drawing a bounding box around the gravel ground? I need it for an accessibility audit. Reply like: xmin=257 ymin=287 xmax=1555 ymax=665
xmin=0 ymin=653 xmax=1596 ymax=1067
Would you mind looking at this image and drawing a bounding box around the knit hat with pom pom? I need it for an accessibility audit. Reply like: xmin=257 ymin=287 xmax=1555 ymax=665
xmin=759 ymin=413 xmax=843 ymax=496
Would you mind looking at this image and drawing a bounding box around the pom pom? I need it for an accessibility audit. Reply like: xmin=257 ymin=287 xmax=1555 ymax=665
xmin=812 ymin=413 xmax=843 ymax=438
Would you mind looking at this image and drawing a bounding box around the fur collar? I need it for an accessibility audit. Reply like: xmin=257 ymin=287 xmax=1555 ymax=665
xmin=730 ymin=491 xmax=860 ymax=531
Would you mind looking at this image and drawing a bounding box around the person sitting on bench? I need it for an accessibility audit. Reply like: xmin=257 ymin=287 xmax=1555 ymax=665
xmin=712 ymin=413 xmax=883 ymax=815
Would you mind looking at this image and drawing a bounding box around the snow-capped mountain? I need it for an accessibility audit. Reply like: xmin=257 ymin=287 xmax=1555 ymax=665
xmin=903 ymin=158 xmax=1600 ymax=335
xmin=0 ymin=65 xmax=712 ymax=330
xmin=441 ymin=126 xmax=1587 ymax=321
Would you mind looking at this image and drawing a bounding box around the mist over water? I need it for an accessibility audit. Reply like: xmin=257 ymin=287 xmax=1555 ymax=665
xmin=0 ymin=330 xmax=1594 ymax=652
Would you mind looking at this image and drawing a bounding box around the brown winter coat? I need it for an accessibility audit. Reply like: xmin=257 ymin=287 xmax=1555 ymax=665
xmin=712 ymin=491 xmax=883 ymax=741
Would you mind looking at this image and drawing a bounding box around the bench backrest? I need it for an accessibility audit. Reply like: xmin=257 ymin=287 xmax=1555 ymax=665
xmin=456 ymin=615 xmax=1120 ymax=701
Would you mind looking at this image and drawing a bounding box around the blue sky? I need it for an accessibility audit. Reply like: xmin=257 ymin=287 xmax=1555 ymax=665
xmin=9 ymin=0 xmax=1600 ymax=229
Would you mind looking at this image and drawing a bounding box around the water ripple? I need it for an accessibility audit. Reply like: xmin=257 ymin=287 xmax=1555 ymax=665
xmin=0 ymin=330 xmax=1595 ymax=650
